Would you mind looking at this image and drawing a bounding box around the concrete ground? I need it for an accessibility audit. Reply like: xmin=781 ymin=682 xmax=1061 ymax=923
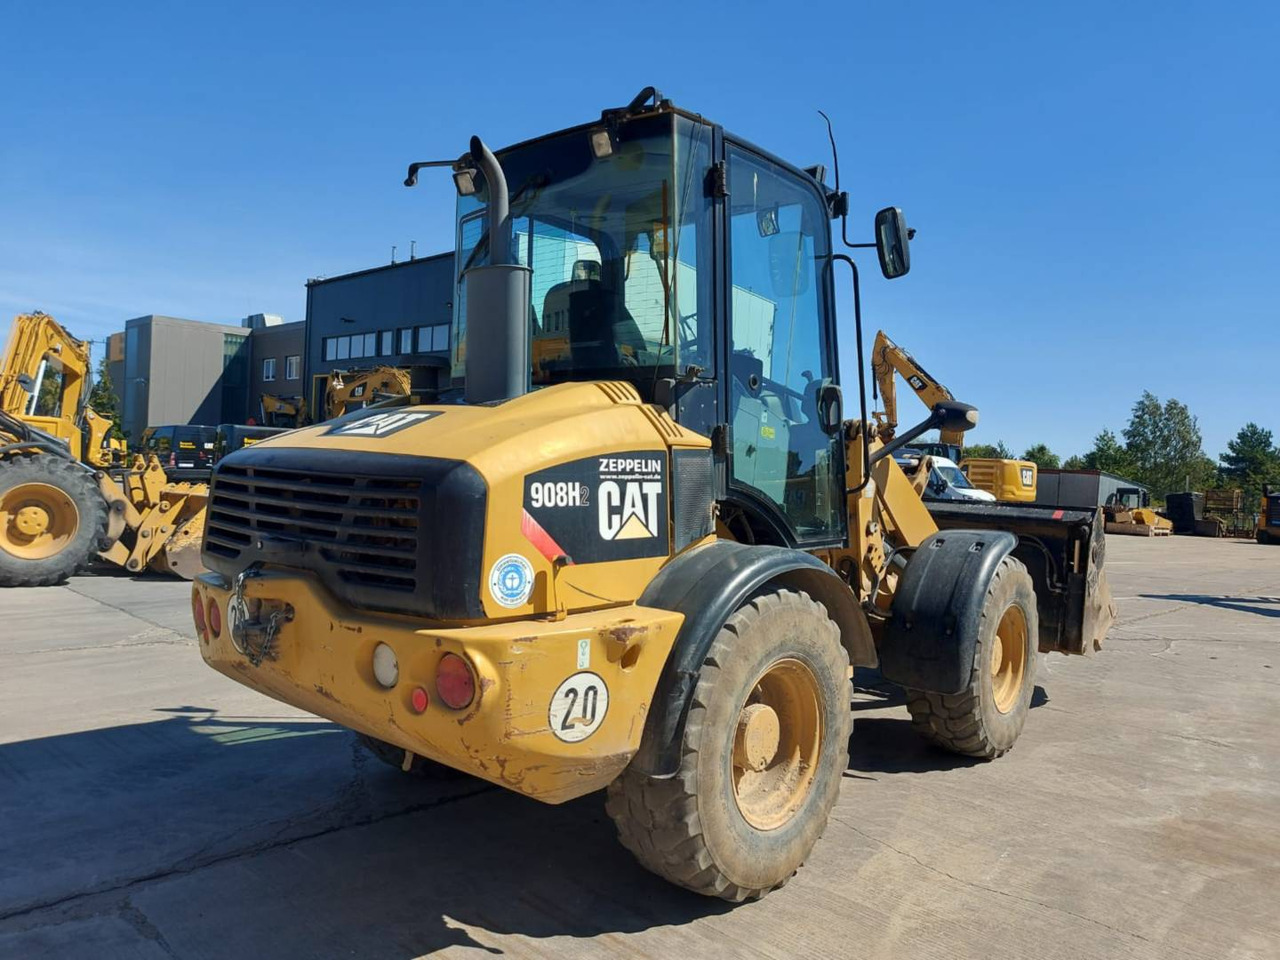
xmin=0 ymin=535 xmax=1276 ymax=960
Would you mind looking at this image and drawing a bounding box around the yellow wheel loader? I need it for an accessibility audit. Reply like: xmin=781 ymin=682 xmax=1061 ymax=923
xmin=0 ymin=313 xmax=208 ymax=585
xmin=193 ymin=89 xmax=1114 ymax=900
xmin=261 ymin=365 xmax=415 ymax=429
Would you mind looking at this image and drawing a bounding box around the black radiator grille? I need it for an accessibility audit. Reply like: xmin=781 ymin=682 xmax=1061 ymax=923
xmin=206 ymin=464 xmax=424 ymax=591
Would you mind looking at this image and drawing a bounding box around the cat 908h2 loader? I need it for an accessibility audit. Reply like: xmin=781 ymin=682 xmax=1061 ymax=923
xmin=193 ymin=89 xmax=1114 ymax=900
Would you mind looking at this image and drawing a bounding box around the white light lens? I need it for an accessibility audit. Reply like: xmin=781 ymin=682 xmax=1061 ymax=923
xmin=372 ymin=643 xmax=399 ymax=688
xmin=590 ymin=129 xmax=613 ymax=158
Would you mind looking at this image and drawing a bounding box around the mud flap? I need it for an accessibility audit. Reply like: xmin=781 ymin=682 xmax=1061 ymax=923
xmin=879 ymin=530 xmax=1016 ymax=695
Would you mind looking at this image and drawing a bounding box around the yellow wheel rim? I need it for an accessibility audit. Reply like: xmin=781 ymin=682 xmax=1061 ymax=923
xmin=0 ymin=482 xmax=81 ymax=561
xmin=731 ymin=658 xmax=823 ymax=831
xmin=991 ymin=605 xmax=1028 ymax=714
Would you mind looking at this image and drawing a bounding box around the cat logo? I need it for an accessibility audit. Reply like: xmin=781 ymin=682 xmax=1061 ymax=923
xmin=599 ymin=480 xmax=663 ymax=540
xmin=1021 ymin=467 xmax=1035 ymax=487
xmin=325 ymin=410 xmax=442 ymax=438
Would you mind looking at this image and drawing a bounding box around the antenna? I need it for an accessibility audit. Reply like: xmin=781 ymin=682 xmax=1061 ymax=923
xmin=391 ymin=245 xmax=397 ymax=264
xmin=410 ymin=240 xmax=417 ymax=261
xmin=817 ymin=109 xmax=840 ymax=195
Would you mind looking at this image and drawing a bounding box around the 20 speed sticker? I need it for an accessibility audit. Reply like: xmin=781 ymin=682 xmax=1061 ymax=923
xmin=548 ymin=672 xmax=609 ymax=742
xmin=488 ymin=553 xmax=534 ymax=608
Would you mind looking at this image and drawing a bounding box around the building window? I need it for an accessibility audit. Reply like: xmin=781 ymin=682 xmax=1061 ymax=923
xmin=416 ymin=324 xmax=450 ymax=353
xmin=336 ymin=336 xmax=350 ymax=361
xmin=324 ymin=337 xmax=337 ymax=361
xmin=285 ymin=355 xmax=300 ymax=380
xmin=262 ymin=357 xmax=276 ymax=382
xmin=381 ymin=330 xmax=393 ymax=356
xmin=399 ymin=328 xmax=413 ymax=354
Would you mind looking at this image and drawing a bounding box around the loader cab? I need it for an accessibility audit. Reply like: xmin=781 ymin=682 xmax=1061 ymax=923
xmin=451 ymin=96 xmax=860 ymax=549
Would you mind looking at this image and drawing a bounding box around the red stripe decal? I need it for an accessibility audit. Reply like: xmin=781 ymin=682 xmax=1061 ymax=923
xmin=1052 ymin=509 xmax=1064 ymax=519
xmin=521 ymin=509 xmax=572 ymax=564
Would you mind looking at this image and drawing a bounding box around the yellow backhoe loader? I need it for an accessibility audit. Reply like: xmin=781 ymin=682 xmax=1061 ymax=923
xmin=193 ymin=90 xmax=1113 ymax=900
xmin=870 ymin=329 xmax=1037 ymax=502
xmin=0 ymin=313 xmax=208 ymax=585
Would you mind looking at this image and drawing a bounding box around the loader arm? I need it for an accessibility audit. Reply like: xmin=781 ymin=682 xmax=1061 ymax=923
xmin=870 ymin=329 xmax=964 ymax=449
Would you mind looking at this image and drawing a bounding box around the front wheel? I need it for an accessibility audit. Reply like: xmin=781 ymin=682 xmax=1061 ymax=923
xmin=606 ymin=588 xmax=852 ymax=901
xmin=0 ymin=455 xmax=107 ymax=587
xmin=905 ymin=556 xmax=1038 ymax=758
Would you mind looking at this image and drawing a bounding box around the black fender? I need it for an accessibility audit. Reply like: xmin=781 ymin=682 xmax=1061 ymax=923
xmin=631 ymin=539 xmax=874 ymax=777
xmin=880 ymin=529 xmax=1017 ymax=694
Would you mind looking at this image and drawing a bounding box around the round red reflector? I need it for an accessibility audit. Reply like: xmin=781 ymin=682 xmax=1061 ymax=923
xmin=410 ymin=686 xmax=429 ymax=713
xmin=207 ymin=598 xmax=222 ymax=638
xmin=191 ymin=590 xmax=206 ymax=637
xmin=435 ymin=653 xmax=475 ymax=710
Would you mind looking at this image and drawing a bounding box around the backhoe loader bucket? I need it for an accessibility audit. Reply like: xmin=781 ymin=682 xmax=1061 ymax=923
xmin=146 ymin=482 xmax=208 ymax=578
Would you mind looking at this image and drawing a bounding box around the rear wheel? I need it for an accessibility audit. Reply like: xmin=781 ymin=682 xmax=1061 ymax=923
xmin=606 ymin=588 xmax=851 ymax=901
xmin=905 ymin=556 xmax=1038 ymax=758
xmin=0 ymin=455 xmax=107 ymax=587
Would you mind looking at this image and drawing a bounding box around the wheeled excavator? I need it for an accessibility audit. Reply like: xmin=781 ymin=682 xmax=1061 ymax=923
xmin=871 ymin=329 xmax=1038 ymax=502
xmin=193 ymin=90 xmax=1113 ymax=900
xmin=0 ymin=313 xmax=208 ymax=585
xmin=260 ymin=364 xmax=414 ymax=428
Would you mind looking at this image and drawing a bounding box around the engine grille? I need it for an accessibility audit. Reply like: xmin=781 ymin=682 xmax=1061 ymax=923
xmin=206 ymin=464 xmax=423 ymax=592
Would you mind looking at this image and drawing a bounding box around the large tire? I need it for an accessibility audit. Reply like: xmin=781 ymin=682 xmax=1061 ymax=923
xmin=355 ymin=733 xmax=470 ymax=779
xmin=0 ymin=454 xmax=108 ymax=587
xmin=905 ymin=556 xmax=1038 ymax=759
xmin=605 ymin=588 xmax=851 ymax=901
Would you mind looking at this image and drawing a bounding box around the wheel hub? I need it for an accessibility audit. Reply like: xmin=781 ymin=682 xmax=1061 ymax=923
xmin=0 ymin=482 xmax=81 ymax=561
xmin=991 ymin=605 xmax=1028 ymax=714
xmin=14 ymin=504 xmax=51 ymax=538
xmin=731 ymin=658 xmax=823 ymax=831
xmin=734 ymin=703 xmax=781 ymax=772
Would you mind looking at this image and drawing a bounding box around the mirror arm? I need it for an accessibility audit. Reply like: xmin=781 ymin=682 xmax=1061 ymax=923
xmin=833 ymin=253 xmax=872 ymax=496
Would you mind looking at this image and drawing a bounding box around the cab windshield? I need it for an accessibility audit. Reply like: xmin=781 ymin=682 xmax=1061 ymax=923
xmin=453 ymin=113 xmax=712 ymax=390
xmin=935 ymin=463 xmax=975 ymax=489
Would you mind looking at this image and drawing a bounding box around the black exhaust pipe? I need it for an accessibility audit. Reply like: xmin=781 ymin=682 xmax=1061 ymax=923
xmin=463 ymin=136 xmax=531 ymax=404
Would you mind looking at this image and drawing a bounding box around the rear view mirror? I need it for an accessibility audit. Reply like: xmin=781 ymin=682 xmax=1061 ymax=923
xmin=768 ymin=232 xmax=810 ymax=297
xmin=874 ymin=206 xmax=911 ymax=279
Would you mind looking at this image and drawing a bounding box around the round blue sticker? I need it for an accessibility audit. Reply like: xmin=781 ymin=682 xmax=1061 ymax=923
xmin=489 ymin=553 xmax=534 ymax=608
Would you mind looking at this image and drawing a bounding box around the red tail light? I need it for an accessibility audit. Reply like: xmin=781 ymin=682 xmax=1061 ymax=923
xmin=191 ymin=590 xmax=206 ymax=638
xmin=435 ymin=654 xmax=475 ymax=710
xmin=207 ymin=598 xmax=222 ymax=638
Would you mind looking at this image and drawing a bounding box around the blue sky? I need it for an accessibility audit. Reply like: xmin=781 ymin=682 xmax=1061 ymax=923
xmin=2 ymin=1 xmax=1276 ymax=459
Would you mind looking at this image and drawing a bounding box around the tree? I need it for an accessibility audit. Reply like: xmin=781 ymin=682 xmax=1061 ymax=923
xmin=1219 ymin=423 xmax=1280 ymax=504
xmin=1083 ymin=429 xmax=1131 ymax=475
xmin=1062 ymin=454 xmax=1086 ymax=470
xmin=1120 ymin=391 xmax=1214 ymax=496
xmin=962 ymin=440 xmax=1012 ymax=460
xmin=1021 ymin=443 xmax=1060 ymax=470
xmin=87 ymin=355 xmax=126 ymax=441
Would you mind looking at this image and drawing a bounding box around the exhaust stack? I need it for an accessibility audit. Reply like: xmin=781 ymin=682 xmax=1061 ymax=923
xmin=463 ymin=135 xmax=531 ymax=404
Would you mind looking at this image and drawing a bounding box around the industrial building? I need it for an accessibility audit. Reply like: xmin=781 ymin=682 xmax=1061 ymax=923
xmin=245 ymin=315 xmax=305 ymax=419
xmin=302 ymin=252 xmax=454 ymax=417
xmin=101 ymin=251 xmax=456 ymax=437
xmin=114 ymin=314 xmax=252 ymax=442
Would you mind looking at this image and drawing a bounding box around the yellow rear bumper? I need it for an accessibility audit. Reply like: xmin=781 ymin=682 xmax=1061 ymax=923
xmin=193 ymin=571 xmax=683 ymax=804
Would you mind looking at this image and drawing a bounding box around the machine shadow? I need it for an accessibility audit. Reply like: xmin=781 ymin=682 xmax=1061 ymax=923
xmin=1141 ymin=593 xmax=1280 ymax=619
xmin=847 ymin=668 xmax=1049 ymax=776
xmin=0 ymin=708 xmax=732 ymax=958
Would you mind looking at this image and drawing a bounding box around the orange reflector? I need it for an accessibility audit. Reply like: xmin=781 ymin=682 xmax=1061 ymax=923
xmin=410 ymin=687 xmax=429 ymax=713
xmin=207 ymin=598 xmax=222 ymax=638
xmin=191 ymin=590 xmax=206 ymax=638
xmin=435 ymin=653 xmax=475 ymax=710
